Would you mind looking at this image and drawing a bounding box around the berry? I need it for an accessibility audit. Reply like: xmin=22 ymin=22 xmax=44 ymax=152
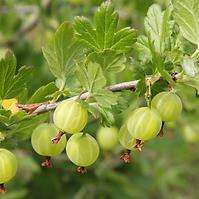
xmin=119 ymin=124 xmax=136 ymax=150
xmin=31 ymin=123 xmax=66 ymax=157
xmin=151 ymin=92 xmax=182 ymax=122
xmin=66 ymin=133 xmax=99 ymax=168
xmin=183 ymin=125 xmax=199 ymax=144
xmin=127 ymin=107 xmax=162 ymax=141
xmin=53 ymin=100 xmax=88 ymax=134
xmin=97 ymin=126 xmax=118 ymax=150
xmin=0 ymin=149 xmax=17 ymax=192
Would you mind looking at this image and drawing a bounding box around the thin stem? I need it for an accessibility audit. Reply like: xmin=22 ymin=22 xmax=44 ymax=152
xmin=51 ymin=79 xmax=66 ymax=103
xmin=145 ymin=77 xmax=152 ymax=108
xmin=17 ymin=74 xmax=178 ymax=115
xmin=191 ymin=47 xmax=199 ymax=59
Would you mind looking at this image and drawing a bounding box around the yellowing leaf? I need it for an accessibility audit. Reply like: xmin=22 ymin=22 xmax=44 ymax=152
xmin=1 ymin=98 xmax=19 ymax=114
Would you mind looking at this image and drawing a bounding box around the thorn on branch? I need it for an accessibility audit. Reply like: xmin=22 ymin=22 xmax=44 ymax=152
xmin=51 ymin=131 xmax=65 ymax=144
xmin=41 ymin=156 xmax=53 ymax=168
xmin=120 ymin=149 xmax=131 ymax=163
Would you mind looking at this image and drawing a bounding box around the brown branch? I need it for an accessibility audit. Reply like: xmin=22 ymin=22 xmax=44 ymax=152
xmin=17 ymin=73 xmax=178 ymax=115
xmin=17 ymin=79 xmax=139 ymax=114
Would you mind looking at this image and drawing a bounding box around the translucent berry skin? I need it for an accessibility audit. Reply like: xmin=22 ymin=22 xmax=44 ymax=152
xmin=31 ymin=123 xmax=66 ymax=157
xmin=97 ymin=126 xmax=118 ymax=150
xmin=183 ymin=125 xmax=199 ymax=143
xmin=53 ymin=100 xmax=88 ymax=134
xmin=0 ymin=149 xmax=17 ymax=184
xmin=151 ymin=92 xmax=182 ymax=122
xmin=119 ymin=124 xmax=136 ymax=150
xmin=127 ymin=107 xmax=162 ymax=141
xmin=66 ymin=133 xmax=99 ymax=167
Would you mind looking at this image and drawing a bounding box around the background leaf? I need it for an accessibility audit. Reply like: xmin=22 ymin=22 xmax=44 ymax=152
xmin=43 ymin=22 xmax=84 ymax=82
xmin=0 ymin=51 xmax=32 ymax=100
xmin=28 ymin=82 xmax=57 ymax=103
xmin=76 ymin=61 xmax=106 ymax=93
xmin=182 ymin=56 xmax=197 ymax=77
xmin=88 ymin=50 xmax=126 ymax=74
xmin=173 ymin=0 xmax=199 ymax=46
xmin=74 ymin=2 xmax=137 ymax=53
xmin=144 ymin=4 xmax=172 ymax=53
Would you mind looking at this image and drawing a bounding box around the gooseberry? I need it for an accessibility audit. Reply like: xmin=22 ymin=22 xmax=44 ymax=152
xmin=31 ymin=123 xmax=66 ymax=167
xmin=127 ymin=107 xmax=162 ymax=141
xmin=0 ymin=149 xmax=17 ymax=193
xmin=53 ymin=100 xmax=88 ymax=134
xmin=119 ymin=124 xmax=136 ymax=150
xmin=96 ymin=126 xmax=118 ymax=150
xmin=151 ymin=92 xmax=182 ymax=122
xmin=119 ymin=124 xmax=137 ymax=163
xmin=66 ymin=133 xmax=99 ymax=173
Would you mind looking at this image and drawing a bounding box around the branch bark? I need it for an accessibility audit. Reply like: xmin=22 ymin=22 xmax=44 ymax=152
xmin=17 ymin=79 xmax=139 ymax=114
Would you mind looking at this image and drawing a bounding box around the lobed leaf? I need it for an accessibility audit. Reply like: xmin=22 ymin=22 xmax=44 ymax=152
xmin=0 ymin=51 xmax=32 ymax=100
xmin=144 ymin=4 xmax=172 ymax=53
xmin=74 ymin=1 xmax=137 ymax=53
xmin=43 ymin=22 xmax=84 ymax=82
xmin=28 ymin=82 xmax=58 ymax=103
xmin=76 ymin=62 xmax=106 ymax=93
xmin=88 ymin=50 xmax=126 ymax=73
xmin=173 ymin=0 xmax=199 ymax=46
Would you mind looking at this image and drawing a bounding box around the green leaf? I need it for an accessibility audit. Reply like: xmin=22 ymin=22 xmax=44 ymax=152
xmin=74 ymin=1 xmax=137 ymax=53
xmin=111 ymin=27 xmax=137 ymax=53
xmin=93 ymin=89 xmax=119 ymax=109
xmin=88 ymin=50 xmax=126 ymax=73
xmin=0 ymin=51 xmax=32 ymax=99
xmin=76 ymin=62 xmax=106 ymax=93
xmin=148 ymin=36 xmax=175 ymax=84
xmin=11 ymin=114 xmax=48 ymax=140
xmin=165 ymin=48 xmax=183 ymax=65
xmin=74 ymin=16 xmax=99 ymax=51
xmin=94 ymin=1 xmax=118 ymax=50
xmin=0 ymin=109 xmax=11 ymax=124
xmin=173 ymin=0 xmax=199 ymax=45
xmin=144 ymin=4 xmax=172 ymax=53
xmin=42 ymin=22 xmax=83 ymax=81
xmin=182 ymin=74 xmax=199 ymax=95
xmin=182 ymin=56 xmax=197 ymax=77
xmin=98 ymin=106 xmax=115 ymax=127
xmin=28 ymin=82 xmax=58 ymax=103
xmin=134 ymin=35 xmax=152 ymax=62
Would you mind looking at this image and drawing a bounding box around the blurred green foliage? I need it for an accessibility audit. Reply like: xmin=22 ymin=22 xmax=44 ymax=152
xmin=0 ymin=0 xmax=199 ymax=199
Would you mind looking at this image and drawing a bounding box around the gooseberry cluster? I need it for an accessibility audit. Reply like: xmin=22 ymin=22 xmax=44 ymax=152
xmin=31 ymin=99 xmax=99 ymax=174
xmin=119 ymin=91 xmax=182 ymax=162
xmin=0 ymin=91 xmax=182 ymax=192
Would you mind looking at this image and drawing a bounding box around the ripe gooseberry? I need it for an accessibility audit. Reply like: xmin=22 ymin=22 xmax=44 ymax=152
xmin=119 ymin=124 xmax=136 ymax=150
xmin=96 ymin=126 xmax=118 ymax=150
xmin=0 ymin=149 xmax=17 ymax=193
xmin=31 ymin=123 xmax=66 ymax=167
xmin=127 ymin=107 xmax=162 ymax=143
xmin=183 ymin=125 xmax=199 ymax=144
xmin=66 ymin=133 xmax=99 ymax=173
xmin=119 ymin=124 xmax=137 ymax=163
xmin=151 ymin=92 xmax=182 ymax=122
xmin=53 ymin=100 xmax=88 ymax=134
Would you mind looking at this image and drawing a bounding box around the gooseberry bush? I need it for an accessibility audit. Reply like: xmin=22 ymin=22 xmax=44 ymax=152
xmin=0 ymin=0 xmax=199 ymax=193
